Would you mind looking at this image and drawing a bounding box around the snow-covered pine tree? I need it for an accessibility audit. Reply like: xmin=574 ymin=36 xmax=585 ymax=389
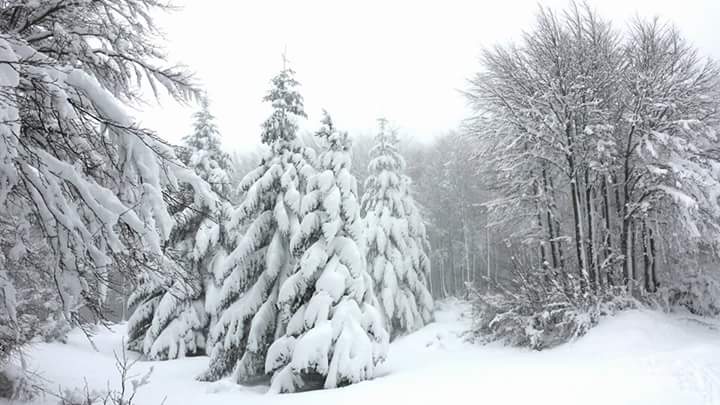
xmin=361 ymin=119 xmax=433 ymax=339
xmin=127 ymin=97 xmax=232 ymax=360
xmin=265 ymin=112 xmax=389 ymax=393
xmin=200 ymin=66 xmax=315 ymax=383
xmin=134 ymin=261 xmax=208 ymax=360
xmin=126 ymin=271 xmax=168 ymax=353
xmin=180 ymin=97 xmax=233 ymax=200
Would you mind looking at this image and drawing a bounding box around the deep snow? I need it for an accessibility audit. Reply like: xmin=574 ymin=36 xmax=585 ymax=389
xmin=9 ymin=300 xmax=720 ymax=405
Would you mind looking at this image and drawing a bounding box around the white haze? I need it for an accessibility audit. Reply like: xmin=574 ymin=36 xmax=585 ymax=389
xmin=139 ymin=0 xmax=720 ymax=153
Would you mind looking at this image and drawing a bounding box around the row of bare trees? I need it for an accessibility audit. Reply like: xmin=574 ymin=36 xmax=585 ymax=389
xmin=402 ymin=133 xmax=503 ymax=298
xmin=464 ymin=4 xmax=720 ymax=297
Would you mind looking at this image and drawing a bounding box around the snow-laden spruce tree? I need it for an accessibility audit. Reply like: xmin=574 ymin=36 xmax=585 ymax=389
xmin=178 ymin=97 xmax=233 ymax=200
xmin=265 ymin=112 xmax=389 ymax=392
xmin=200 ymin=66 xmax=316 ymax=383
xmin=131 ymin=263 xmax=208 ymax=360
xmin=126 ymin=271 xmax=169 ymax=353
xmin=127 ymin=97 xmax=232 ymax=360
xmin=361 ymin=119 xmax=433 ymax=339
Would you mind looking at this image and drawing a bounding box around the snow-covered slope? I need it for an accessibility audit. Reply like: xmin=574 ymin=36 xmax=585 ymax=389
xmin=15 ymin=300 xmax=720 ymax=405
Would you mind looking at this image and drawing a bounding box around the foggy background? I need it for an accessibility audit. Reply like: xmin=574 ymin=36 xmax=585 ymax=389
xmin=139 ymin=0 xmax=720 ymax=152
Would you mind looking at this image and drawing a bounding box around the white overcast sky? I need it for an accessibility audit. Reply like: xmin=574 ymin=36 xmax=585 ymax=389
xmin=138 ymin=0 xmax=720 ymax=153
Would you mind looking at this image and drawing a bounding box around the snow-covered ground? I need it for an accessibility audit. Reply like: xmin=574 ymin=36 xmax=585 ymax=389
xmin=12 ymin=300 xmax=720 ymax=405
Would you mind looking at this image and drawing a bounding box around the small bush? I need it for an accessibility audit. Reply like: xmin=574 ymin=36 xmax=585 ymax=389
xmin=56 ymin=344 xmax=153 ymax=405
xmin=661 ymin=268 xmax=720 ymax=317
xmin=467 ymin=266 xmax=635 ymax=350
xmin=0 ymin=362 xmax=39 ymax=400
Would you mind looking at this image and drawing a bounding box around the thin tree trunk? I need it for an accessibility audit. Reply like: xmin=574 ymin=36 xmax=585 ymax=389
xmin=438 ymin=255 xmax=443 ymax=298
xmin=601 ymin=175 xmax=614 ymax=286
xmin=649 ymin=222 xmax=658 ymax=292
xmin=622 ymin=120 xmax=637 ymax=289
xmin=542 ymin=168 xmax=558 ymax=269
xmin=547 ymin=173 xmax=566 ymax=271
xmin=428 ymin=253 xmax=435 ymax=298
xmin=642 ymin=220 xmax=651 ymax=292
xmin=447 ymin=238 xmax=455 ymax=296
xmin=566 ymin=120 xmax=588 ymax=286
xmin=584 ymin=168 xmax=597 ymax=289
xmin=534 ymin=179 xmax=547 ymax=268
xmin=630 ymin=221 xmax=637 ymax=292
xmin=463 ymin=219 xmax=471 ymax=291
xmin=451 ymin=242 xmax=458 ymax=296
xmin=571 ymin=172 xmax=587 ymax=282
xmin=622 ymin=220 xmax=631 ymax=292
xmin=472 ymin=253 xmax=477 ymax=286
xmin=620 ymin=196 xmax=630 ymax=286
xmin=486 ymin=224 xmax=491 ymax=293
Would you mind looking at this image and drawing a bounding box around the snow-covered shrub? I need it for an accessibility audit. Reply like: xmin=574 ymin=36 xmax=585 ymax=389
xmin=1 ymin=214 xmax=70 ymax=399
xmin=40 ymin=316 xmax=73 ymax=344
xmin=0 ymin=362 xmax=38 ymax=400
xmin=661 ymin=267 xmax=720 ymax=317
xmin=468 ymin=267 xmax=635 ymax=350
xmin=1 ymin=251 xmax=65 ymax=399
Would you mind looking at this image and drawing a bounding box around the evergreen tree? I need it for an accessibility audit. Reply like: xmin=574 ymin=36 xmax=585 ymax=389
xmin=133 ymin=262 xmax=208 ymax=360
xmin=361 ymin=119 xmax=433 ymax=339
xmin=266 ymin=112 xmax=388 ymax=392
xmin=200 ymin=66 xmax=315 ymax=383
xmin=127 ymin=97 xmax=232 ymax=360
xmin=180 ymin=97 xmax=233 ymax=199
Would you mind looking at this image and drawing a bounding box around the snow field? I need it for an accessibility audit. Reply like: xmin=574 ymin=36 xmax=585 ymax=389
xmin=15 ymin=300 xmax=720 ymax=405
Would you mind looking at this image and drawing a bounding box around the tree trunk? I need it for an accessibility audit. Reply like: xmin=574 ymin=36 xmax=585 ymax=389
xmin=630 ymin=221 xmax=637 ymax=292
xmin=620 ymin=171 xmax=630 ymax=287
xmin=649 ymin=222 xmax=658 ymax=292
xmin=534 ymin=179 xmax=547 ymax=268
xmin=463 ymin=219 xmax=471 ymax=290
xmin=584 ymin=168 xmax=597 ymax=289
xmin=542 ymin=168 xmax=558 ymax=269
xmin=565 ymin=120 xmax=588 ymax=286
xmin=486 ymin=224 xmax=492 ymax=293
xmin=571 ymin=172 xmax=587 ymax=282
xmin=601 ymin=175 xmax=614 ymax=286
xmin=440 ymin=252 xmax=448 ymax=297
xmin=621 ymin=121 xmax=637 ymax=289
xmin=642 ymin=220 xmax=651 ymax=292
xmin=548 ymin=173 xmax=566 ymax=271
